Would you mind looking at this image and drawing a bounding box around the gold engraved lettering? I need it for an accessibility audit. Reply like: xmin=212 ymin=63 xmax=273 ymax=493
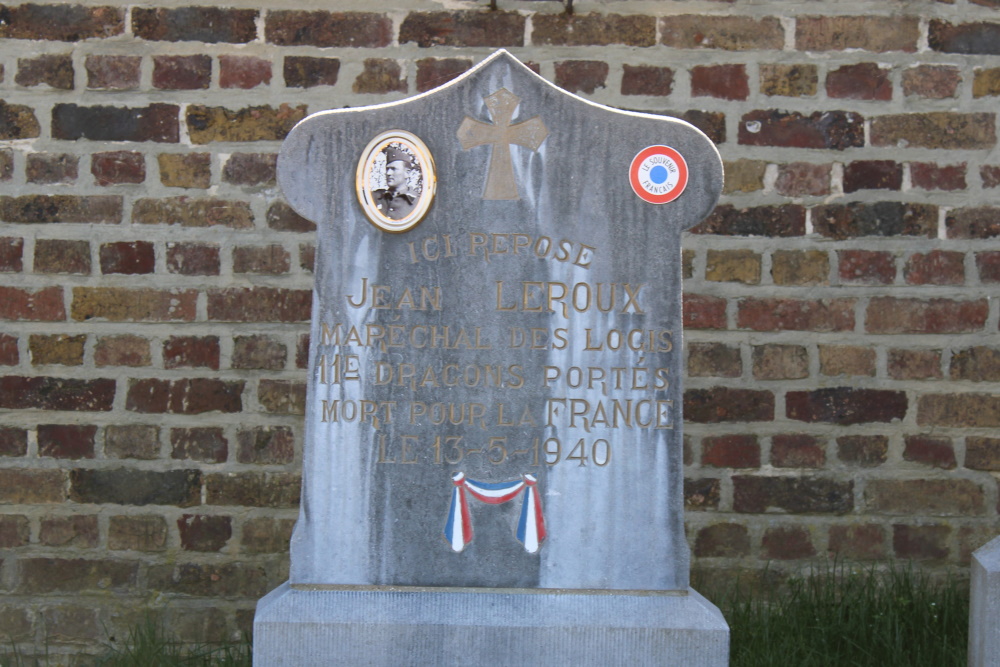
xmin=400 ymin=435 xmax=419 ymax=464
xmin=344 ymin=278 xmax=442 ymax=311
xmin=320 ymin=400 xmax=396 ymax=428
xmin=494 ymin=281 xmax=645 ymax=316
xmin=377 ymin=434 xmax=395 ymax=463
xmin=545 ymin=398 xmax=674 ymax=432
xmin=317 ymin=354 xmax=361 ymax=384
xmin=584 ymin=328 xmax=671 ymax=353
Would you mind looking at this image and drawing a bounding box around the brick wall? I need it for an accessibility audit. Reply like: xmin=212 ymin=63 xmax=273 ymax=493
xmin=0 ymin=0 xmax=998 ymax=656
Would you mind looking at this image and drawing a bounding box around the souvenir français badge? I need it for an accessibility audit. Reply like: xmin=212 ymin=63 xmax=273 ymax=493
xmin=356 ymin=130 xmax=436 ymax=233
xmin=629 ymin=145 xmax=689 ymax=204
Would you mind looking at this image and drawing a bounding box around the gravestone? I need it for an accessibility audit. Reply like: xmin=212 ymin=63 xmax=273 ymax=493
xmin=254 ymin=50 xmax=728 ymax=665
xmin=969 ymin=535 xmax=1000 ymax=666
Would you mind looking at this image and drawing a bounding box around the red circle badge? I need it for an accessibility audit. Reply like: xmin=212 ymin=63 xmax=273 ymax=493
xmin=629 ymin=146 xmax=689 ymax=204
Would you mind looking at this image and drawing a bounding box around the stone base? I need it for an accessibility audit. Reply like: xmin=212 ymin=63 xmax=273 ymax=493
xmin=254 ymin=582 xmax=729 ymax=666
xmin=969 ymin=535 xmax=1000 ymax=667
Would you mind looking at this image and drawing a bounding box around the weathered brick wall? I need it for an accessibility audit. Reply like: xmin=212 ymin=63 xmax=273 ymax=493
xmin=0 ymin=0 xmax=998 ymax=657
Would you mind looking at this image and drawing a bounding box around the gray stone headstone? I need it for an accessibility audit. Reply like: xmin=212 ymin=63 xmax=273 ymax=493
xmin=255 ymin=50 xmax=728 ymax=666
xmin=969 ymin=535 xmax=1000 ymax=666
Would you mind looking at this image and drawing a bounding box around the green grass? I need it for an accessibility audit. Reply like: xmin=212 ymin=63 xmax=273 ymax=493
xmin=94 ymin=617 xmax=251 ymax=667
xmin=718 ymin=561 xmax=969 ymax=667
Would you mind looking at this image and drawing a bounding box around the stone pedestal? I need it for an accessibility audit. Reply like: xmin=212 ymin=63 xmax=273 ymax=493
xmin=255 ymin=583 xmax=728 ymax=666
xmin=969 ymin=535 xmax=1000 ymax=667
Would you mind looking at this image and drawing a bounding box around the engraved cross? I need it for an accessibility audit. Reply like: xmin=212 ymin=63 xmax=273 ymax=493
xmin=457 ymin=88 xmax=548 ymax=200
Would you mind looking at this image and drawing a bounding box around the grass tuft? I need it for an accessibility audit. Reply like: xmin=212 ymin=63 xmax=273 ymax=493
xmin=719 ymin=560 xmax=969 ymax=667
xmin=94 ymin=616 xmax=251 ymax=667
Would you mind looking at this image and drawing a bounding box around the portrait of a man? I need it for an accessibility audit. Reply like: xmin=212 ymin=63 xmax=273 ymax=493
xmin=357 ymin=131 xmax=435 ymax=233
xmin=372 ymin=145 xmax=419 ymax=220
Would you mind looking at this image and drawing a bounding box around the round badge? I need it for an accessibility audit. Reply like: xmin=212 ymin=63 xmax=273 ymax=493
xmin=356 ymin=130 xmax=436 ymax=233
xmin=629 ymin=146 xmax=688 ymax=204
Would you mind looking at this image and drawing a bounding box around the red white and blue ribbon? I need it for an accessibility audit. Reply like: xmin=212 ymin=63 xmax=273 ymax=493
xmin=444 ymin=472 xmax=546 ymax=553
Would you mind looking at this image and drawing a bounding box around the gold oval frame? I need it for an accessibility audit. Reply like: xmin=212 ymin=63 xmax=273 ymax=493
xmin=356 ymin=130 xmax=436 ymax=234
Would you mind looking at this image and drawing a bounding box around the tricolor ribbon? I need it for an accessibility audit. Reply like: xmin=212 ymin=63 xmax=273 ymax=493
xmin=443 ymin=472 xmax=547 ymax=554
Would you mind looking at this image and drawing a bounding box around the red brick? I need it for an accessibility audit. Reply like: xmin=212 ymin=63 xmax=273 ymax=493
xmin=621 ymin=65 xmax=673 ymax=96
xmin=687 ymin=343 xmax=740 ymax=378
xmin=265 ymin=11 xmax=391 ymax=48
xmin=94 ymin=335 xmax=150 ymax=368
xmin=186 ymin=104 xmax=307 ymax=143
xmin=0 ymin=376 xmax=114 ymax=411
xmin=929 ymin=20 xmax=1000 ymax=55
xmin=951 ymin=347 xmax=1000 ymax=382
xmin=0 ymin=4 xmax=124 ymax=41
xmin=867 ymin=297 xmax=987 ymax=334
xmin=960 ymin=526 xmax=997 ymax=566
xmin=946 ymin=207 xmax=1000 ymax=239
xmin=966 ymin=437 xmax=1000 ymax=471
xmin=163 ymin=336 xmax=220 ymax=370
xmin=0 ymin=334 xmax=16 ymax=366
xmin=737 ymin=298 xmax=854 ymax=332
xmin=33 ymin=239 xmax=89 ymax=275
xmin=0 ymin=515 xmax=29 ymax=548
xmin=901 ymin=250 xmax=963 ymax=286
xmin=108 ymin=515 xmax=167 ymax=551
xmin=133 ymin=7 xmax=257 ymax=43
xmin=132 ymin=197 xmax=252 ymax=229
xmin=219 ymin=55 xmax=270 ymax=89
xmin=16 ymin=53 xmax=72 ymax=89
xmin=682 ymin=294 xmax=726 ymax=330
xmin=826 ymin=63 xmax=892 ymax=100
xmin=353 ymin=58 xmax=406 ymax=95
xmin=828 ymin=524 xmax=886 ymax=560
xmin=796 ymin=16 xmax=919 ymax=52
xmin=52 ymin=103 xmax=179 ymax=143
xmin=38 ymin=424 xmax=97 ymax=459
xmin=85 ymin=55 xmax=140 ymax=90
xmin=284 ymin=56 xmax=339 ymax=89
xmin=838 ymin=249 xmax=896 ymax=284
xmin=733 ymin=476 xmax=853 ymax=514
xmin=26 ymin=153 xmax=77 ymax=184
xmin=918 ymin=394 xmax=1000 ymax=428
xmin=679 ymin=110 xmax=726 ymax=144
xmin=238 ymin=426 xmax=295 ymax=464
xmin=691 ymin=64 xmax=748 ymax=100
xmin=72 ymin=287 xmax=197 ymax=322
xmin=99 ymin=241 xmax=154 ymax=275
xmin=171 ymin=427 xmax=228 ymax=463
xmin=208 ymin=287 xmax=312 ymax=322
xmin=158 ymin=153 xmax=211 ymax=189
xmin=205 ymin=471 xmax=300 ymax=507
xmin=775 ymin=163 xmax=830 ymax=196
xmin=843 ymin=160 xmax=902 ymax=192
xmin=693 ymin=204 xmax=805 ymax=237
xmin=819 ymin=345 xmax=875 ymax=377
xmin=166 ymin=242 xmax=220 ymax=276
xmin=0 ymin=468 xmax=67 ymax=503
xmin=979 ymin=165 xmax=1000 ymax=191
xmin=787 ymin=388 xmax=907 ymax=425
xmin=0 ymin=237 xmax=22 ymax=272
xmin=267 ymin=201 xmax=316 ymax=232
xmin=232 ymin=335 xmax=286 ymax=371
xmin=0 ymin=149 xmax=14 ymax=181
xmin=28 ymin=334 xmax=84 ymax=366
xmin=300 ymin=244 xmax=315 ymax=272
xmin=178 ymin=514 xmax=231 ymax=552
xmin=902 ymin=65 xmax=961 ymax=98
xmin=19 ymin=558 xmax=137 ymax=594
xmin=871 ymin=113 xmax=996 ymax=150
xmin=752 ymin=344 xmax=808 ymax=380
xmin=0 ymin=101 xmax=39 ymax=139
xmin=837 ymin=435 xmax=887 ymax=467
xmin=739 ymin=110 xmax=863 ymax=149
xmin=39 ymin=515 xmax=98 ymax=548
xmin=761 ymin=526 xmax=816 ymax=560
xmin=661 ymin=15 xmax=783 ymax=50
xmin=126 ymin=378 xmax=244 ymax=415
xmin=869 ymin=480 xmax=984 ymax=516
xmin=296 ymin=334 xmax=310 ymax=369
xmin=812 ymin=202 xmax=936 ymax=239
xmin=258 ymin=380 xmax=306 ymax=416
xmin=888 ymin=348 xmax=942 ymax=380
xmin=147 ymin=562 xmax=267 ymax=598
xmin=911 ymin=162 xmax=966 ymax=191
xmin=977 ymin=252 xmax=1000 ymax=282
xmin=685 ymin=387 xmax=774 ymax=423
xmin=702 ymin=434 xmax=759 ymax=468
xmin=554 ymin=60 xmax=608 ymax=95
xmin=242 ymin=517 xmax=295 ymax=553
xmin=693 ymin=523 xmax=749 ymax=558
xmin=771 ymin=434 xmax=825 ymax=468
xmin=684 ymin=478 xmax=720 ymax=511
xmin=91 ymin=151 xmax=145 ymax=186
xmin=534 ymin=12 xmax=651 ymax=47
xmin=223 ymin=153 xmax=276 ymax=186
xmin=153 ymin=55 xmax=210 ymax=90
xmin=0 ymin=194 xmax=122 ymax=223
xmin=760 ymin=64 xmax=817 ymax=97
xmin=0 ymin=286 xmax=65 ymax=321
xmin=403 ymin=10 xmax=525 ymax=47
xmin=104 ymin=424 xmax=159 ymax=460
xmin=903 ymin=435 xmax=956 ymax=469
xmin=70 ymin=468 xmax=200 ymax=507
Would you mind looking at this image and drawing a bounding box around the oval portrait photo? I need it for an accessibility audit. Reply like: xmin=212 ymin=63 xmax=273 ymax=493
xmin=356 ymin=130 xmax=436 ymax=233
